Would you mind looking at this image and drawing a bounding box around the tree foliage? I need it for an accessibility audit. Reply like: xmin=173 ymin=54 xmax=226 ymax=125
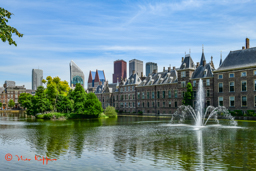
xmin=8 ymin=99 xmax=15 ymax=108
xmin=104 ymin=106 xmax=117 ymax=118
xmin=73 ymin=83 xmax=87 ymax=114
xmin=0 ymin=102 xmax=2 ymax=108
xmin=18 ymin=92 xmax=33 ymax=109
xmin=182 ymin=82 xmax=193 ymax=106
xmin=44 ymin=76 xmax=70 ymax=110
xmin=0 ymin=7 xmax=23 ymax=46
xmin=84 ymin=93 xmax=103 ymax=116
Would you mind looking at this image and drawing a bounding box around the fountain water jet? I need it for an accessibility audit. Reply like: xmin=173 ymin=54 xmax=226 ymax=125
xmin=171 ymin=79 xmax=237 ymax=127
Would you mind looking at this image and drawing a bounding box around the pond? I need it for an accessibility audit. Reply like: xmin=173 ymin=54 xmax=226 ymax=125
xmin=0 ymin=111 xmax=255 ymax=170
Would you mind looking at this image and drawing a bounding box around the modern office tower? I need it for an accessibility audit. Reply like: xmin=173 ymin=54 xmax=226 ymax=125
xmin=70 ymin=60 xmax=85 ymax=88
xmin=113 ymin=60 xmax=127 ymax=83
xmin=129 ymin=59 xmax=143 ymax=76
xmin=146 ymin=62 xmax=158 ymax=76
xmin=32 ymin=69 xmax=43 ymax=90
xmin=88 ymin=70 xmax=106 ymax=89
xmin=4 ymin=81 xmax=15 ymax=88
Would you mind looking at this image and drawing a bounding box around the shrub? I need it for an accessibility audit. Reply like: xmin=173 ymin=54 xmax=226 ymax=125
xmin=138 ymin=111 xmax=143 ymax=115
xmin=234 ymin=110 xmax=243 ymax=116
xmin=99 ymin=113 xmax=108 ymax=118
xmin=247 ymin=110 xmax=255 ymax=116
xmin=36 ymin=114 xmax=44 ymax=119
xmin=104 ymin=106 xmax=117 ymax=118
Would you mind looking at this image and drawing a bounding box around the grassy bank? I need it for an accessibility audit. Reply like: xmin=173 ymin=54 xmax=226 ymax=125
xmin=35 ymin=111 xmax=117 ymax=120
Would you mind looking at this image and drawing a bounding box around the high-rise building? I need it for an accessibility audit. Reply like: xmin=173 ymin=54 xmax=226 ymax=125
xmin=88 ymin=70 xmax=106 ymax=89
xmin=70 ymin=60 xmax=85 ymax=88
xmin=113 ymin=60 xmax=127 ymax=83
xmin=32 ymin=69 xmax=43 ymax=90
xmin=146 ymin=62 xmax=158 ymax=76
xmin=129 ymin=59 xmax=143 ymax=77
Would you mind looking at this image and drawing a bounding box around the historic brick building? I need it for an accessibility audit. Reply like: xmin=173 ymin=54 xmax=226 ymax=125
xmin=95 ymin=38 xmax=256 ymax=114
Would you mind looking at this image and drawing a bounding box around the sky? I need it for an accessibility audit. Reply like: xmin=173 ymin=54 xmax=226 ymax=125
xmin=1 ymin=0 xmax=256 ymax=89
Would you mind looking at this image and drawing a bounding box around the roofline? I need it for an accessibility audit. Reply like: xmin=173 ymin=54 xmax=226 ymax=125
xmin=213 ymin=65 xmax=256 ymax=73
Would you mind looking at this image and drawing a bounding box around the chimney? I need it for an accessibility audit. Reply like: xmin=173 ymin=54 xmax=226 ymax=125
xmin=196 ymin=62 xmax=199 ymax=68
xmin=246 ymin=38 xmax=250 ymax=49
xmin=182 ymin=57 xmax=184 ymax=62
xmin=168 ymin=67 xmax=171 ymax=72
xmin=173 ymin=66 xmax=176 ymax=70
xmin=242 ymin=46 xmax=245 ymax=50
xmin=163 ymin=67 xmax=165 ymax=72
xmin=141 ymin=72 xmax=143 ymax=77
xmin=132 ymin=70 xmax=135 ymax=74
xmin=203 ymin=60 xmax=206 ymax=66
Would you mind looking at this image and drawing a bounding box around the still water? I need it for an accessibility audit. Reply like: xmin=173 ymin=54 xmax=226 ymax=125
xmin=0 ymin=111 xmax=256 ymax=170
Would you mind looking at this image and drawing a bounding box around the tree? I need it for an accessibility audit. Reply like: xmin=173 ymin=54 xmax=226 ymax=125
xmin=18 ymin=93 xmax=33 ymax=109
xmin=84 ymin=93 xmax=103 ymax=117
xmin=31 ymin=86 xmax=51 ymax=114
xmin=0 ymin=7 xmax=23 ymax=46
xmin=56 ymin=94 xmax=74 ymax=113
xmin=182 ymin=82 xmax=193 ymax=106
xmin=72 ymin=83 xmax=87 ymax=114
xmin=44 ymin=76 xmax=70 ymax=110
xmin=8 ymin=99 xmax=15 ymax=108
xmin=104 ymin=106 xmax=117 ymax=118
xmin=0 ymin=102 xmax=2 ymax=108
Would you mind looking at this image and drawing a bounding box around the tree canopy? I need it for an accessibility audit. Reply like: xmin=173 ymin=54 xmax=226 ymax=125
xmin=182 ymin=82 xmax=193 ymax=106
xmin=0 ymin=7 xmax=23 ymax=46
xmin=8 ymin=99 xmax=15 ymax=108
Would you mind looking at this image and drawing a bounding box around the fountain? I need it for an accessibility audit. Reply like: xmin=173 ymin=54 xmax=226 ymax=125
xmin=171 ymin=79 xmax=237 ymax=127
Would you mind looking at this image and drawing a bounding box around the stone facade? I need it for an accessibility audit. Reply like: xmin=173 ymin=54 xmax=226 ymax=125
xmin=95 ymin=39 xmax=256 ymax=114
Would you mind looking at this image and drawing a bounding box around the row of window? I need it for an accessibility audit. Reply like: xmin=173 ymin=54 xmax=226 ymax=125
xmin=120 ymin=86 xmax=135 ymax=92
xmin=138 ymin=101 xmax=178 ymax=108
xmin=218 ymin=96 xmax=255 ymax=107
xmin=137 ymin=90 xmax=179 ymax=99
xmin=218 ymin=71 xmax=256 ymax=79
xmin=181 ymin=79 xmax=211 ymax=88
xmin=218 ymin=80 xmax=256 ymax=93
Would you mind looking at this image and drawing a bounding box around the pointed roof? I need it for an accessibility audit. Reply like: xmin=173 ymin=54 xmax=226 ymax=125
xmin=88 ymin=71 xmax=93 ymax=83
xmin=219 ymin=52 xmax=223 ymax=67
xmin=179 ymin=54 xmax=196 ymax=69
xmin=200 ymin=47 xmax=206 ymax=66
xmin=94 ymin=70 xmax=100 ymax=82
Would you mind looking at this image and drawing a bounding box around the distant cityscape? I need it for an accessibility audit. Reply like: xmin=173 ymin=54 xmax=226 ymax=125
xmin=1 ymin=38 xmax=256 ymax=114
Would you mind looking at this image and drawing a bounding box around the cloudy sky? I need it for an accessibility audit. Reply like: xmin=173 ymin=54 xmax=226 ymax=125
xmin=1 ymin=0 xmax=256 ymax=89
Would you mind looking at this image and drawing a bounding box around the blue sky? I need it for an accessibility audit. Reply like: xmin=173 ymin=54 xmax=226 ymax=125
xmin=1 ymin=0 xmax=256 ymax=89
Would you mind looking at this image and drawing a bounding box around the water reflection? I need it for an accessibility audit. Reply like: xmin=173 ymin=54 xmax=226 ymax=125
xmin=0 ymin=113 xmax=256 ymax=170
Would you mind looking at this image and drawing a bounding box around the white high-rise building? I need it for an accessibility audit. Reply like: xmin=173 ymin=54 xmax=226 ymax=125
xmin=32 ymin=69 xmax=43 ymax=90
xmin=70 ymin=60 xmax=85 ymax=88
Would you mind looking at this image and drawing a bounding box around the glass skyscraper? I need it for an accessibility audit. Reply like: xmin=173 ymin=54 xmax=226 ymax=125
xmin=70 ymin=60 xmax=85 ymax=88
xmin=146 ymin=62 xmax=158 ymax=76
xmin=32 ymin=69 xmax=43 ymax=90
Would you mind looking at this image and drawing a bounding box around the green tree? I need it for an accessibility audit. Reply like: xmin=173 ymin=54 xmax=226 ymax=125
xmin=84 ymin=93 xmax=103 ymax=117
xmin=31 ymin=86 xmax=51 ymax=114
xmin=72 ymin=83 xmax=87 ymax=114
xmin=44 ymin=76 xmax=70 ymax=110
xmin=8 ymin=99 xmax=15 ymax=108
xmin=0 ymin=102 xmax=2 ymax=108
xmin=104 ymin=106 xmax=117 ymax=118
xmin=56 ymin=94 xmax=74 ymax=113
xmin=0 ymin=7 xmax=23 ymax=46
xmin=182 ymin=82 xmax=193 ymax=106
xmin=18 ymin=93 xmax=33 ymax=109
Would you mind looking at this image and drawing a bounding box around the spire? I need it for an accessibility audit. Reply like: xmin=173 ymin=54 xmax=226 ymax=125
xmin=220 ymin=51 xmax=223 ymax=65
xmin=200 ymin=44 xmax=206 ymax=66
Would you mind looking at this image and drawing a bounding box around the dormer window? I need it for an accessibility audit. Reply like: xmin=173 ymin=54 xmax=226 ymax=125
xmin=204 ymin=69 xmax=208 ymax=77
xmin=181 ymin=71 xmax=186 ymax=78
